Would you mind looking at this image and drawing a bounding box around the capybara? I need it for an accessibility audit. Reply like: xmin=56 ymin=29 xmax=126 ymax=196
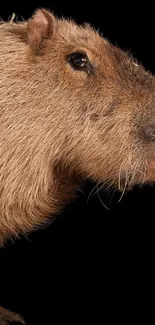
xmin=0 ymin=7 xmax=155 ymax=323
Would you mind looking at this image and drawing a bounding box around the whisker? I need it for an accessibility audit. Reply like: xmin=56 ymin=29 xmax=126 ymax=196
xmin=118 ymin=167 xmax=121 ymax=191
xmin=108 ymin=188 xmax=116 ymax=204
xmin=118 ymin=172 xmax=128 ymax=202
xmin=96 ymin=185 xmax=110 ymax=211
xmin=128 ymin=161 xmax=139 ymax=187
xmin=86 ymin=182 xmax=101 ymax=204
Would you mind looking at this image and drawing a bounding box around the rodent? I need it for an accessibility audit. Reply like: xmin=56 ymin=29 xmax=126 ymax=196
xmin=1 ymin=7 xmax=155 ymax=246
xmin=0 ymin=7 xmax=155 ymax=323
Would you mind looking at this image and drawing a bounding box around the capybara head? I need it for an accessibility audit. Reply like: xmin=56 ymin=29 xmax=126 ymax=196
xmin=0 ymin=8 xmax=155 ymax=242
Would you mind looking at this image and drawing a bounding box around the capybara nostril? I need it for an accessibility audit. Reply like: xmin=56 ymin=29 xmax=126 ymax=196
xmin=142 ymin=124 xmax=155 ymax=141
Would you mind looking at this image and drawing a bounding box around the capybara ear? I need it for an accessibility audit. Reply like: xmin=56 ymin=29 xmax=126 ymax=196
xmin=27 ymin=8 xmax=56 ymax=53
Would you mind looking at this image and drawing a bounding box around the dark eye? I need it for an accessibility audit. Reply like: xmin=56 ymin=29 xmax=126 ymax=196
xmin=67 ymin=52 xmax=93 ymax=74
xmin=70 ymin=52 xmax=87 ymax=69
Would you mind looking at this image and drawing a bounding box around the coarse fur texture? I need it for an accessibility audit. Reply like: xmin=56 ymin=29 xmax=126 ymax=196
xmin=1 ymin=7 xmax=155 ymax=324
xmin=1 ymin=8 xmax=155 ymax=247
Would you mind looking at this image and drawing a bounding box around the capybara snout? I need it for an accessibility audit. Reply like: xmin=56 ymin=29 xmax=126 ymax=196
xmin=0 ymin=8 xmax=155 ymax=244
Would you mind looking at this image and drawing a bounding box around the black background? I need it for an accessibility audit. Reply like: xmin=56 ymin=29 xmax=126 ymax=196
xmin=0 ymin=1 xmax=154 ymax=324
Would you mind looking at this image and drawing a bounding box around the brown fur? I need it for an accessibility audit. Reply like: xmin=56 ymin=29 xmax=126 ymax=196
xmin=1 ymin=8 xmax=155 ymax=247
xmin=1 ymin=7 xmax=155 ymax=324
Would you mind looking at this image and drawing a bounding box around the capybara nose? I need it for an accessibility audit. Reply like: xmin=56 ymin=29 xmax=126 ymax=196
xmin=142 ymin=124 xmax=155 ymax=141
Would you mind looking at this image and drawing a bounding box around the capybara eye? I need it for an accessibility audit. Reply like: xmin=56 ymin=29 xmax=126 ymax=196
xmin=67 ymin=52 xmax=91 ymax=73
xmin=70 ymin=52 xmax=87 ymax=68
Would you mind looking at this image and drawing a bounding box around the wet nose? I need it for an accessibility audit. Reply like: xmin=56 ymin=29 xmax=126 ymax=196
xmin=142 ymin=124 xmax=155 ymax=141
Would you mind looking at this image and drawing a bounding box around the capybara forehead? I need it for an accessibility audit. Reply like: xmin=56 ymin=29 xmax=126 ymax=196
xmin=57 ymin=19 xmax=105 ymax=53
xmin=56 ymin=19 xmax=154 ymax=90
